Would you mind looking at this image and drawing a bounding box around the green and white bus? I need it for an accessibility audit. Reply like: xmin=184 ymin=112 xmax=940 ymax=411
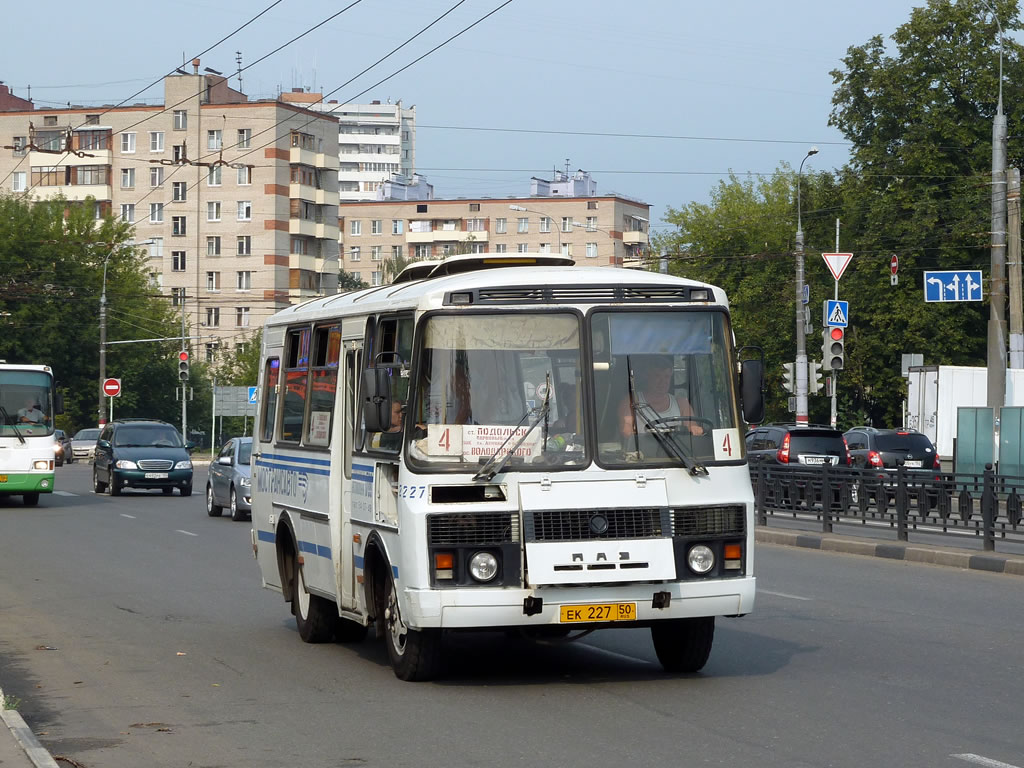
xmin=251 ymin=255 xmax=765 ymax=680
xmin=0 ymin=363 xmax=62 ymax=505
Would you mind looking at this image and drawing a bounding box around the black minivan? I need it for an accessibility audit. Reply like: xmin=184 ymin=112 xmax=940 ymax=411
xmin=92 ymin=419 xmax=194 ymax=496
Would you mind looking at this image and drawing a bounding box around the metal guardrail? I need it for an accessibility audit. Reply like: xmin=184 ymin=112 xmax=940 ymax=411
xmin=750 ymin=463 xmax=1024 ymax=552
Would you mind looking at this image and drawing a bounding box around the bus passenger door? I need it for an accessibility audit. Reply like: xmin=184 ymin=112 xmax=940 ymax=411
xmin=341 ymin=342 xmax=363 ymax=610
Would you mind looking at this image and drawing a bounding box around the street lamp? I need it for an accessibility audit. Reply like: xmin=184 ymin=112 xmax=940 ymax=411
xmin=509 ymin=204 xmax=565 ymax=253
xmin=794 ymin=146 xmax=819 ymax=425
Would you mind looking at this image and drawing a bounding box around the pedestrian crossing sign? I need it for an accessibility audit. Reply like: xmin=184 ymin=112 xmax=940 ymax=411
xmin=825 ymin=299 xmax=848 ymax=328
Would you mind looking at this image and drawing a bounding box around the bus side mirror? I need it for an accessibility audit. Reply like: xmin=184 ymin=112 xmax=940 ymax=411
xmin=54 ymin=392 xmax=64 ymax=415
xmin=361 ymin=368 xmax=392 ymax=433
xmin=740 ymin=358 xmax=765 ymax=424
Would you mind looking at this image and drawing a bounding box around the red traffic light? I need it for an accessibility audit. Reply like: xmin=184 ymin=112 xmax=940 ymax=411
xmin=178 ymin=351 xmax=189 ymax=362
xmin=829 ymin=327 xmax=844 ymax=341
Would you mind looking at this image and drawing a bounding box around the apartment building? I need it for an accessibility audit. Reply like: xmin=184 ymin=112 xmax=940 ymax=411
xmin=303 ymin=97 xmax=415 ymax=201
xmin=337 ymin=170 xmax=650 ymax=285
xmin=0 ymin=64 xmax=340 ymax=361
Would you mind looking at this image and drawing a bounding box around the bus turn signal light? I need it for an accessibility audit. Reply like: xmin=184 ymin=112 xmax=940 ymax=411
xmin=434 ymin=553 xmax=454 ymax=580
xmin=724 ymin=544 xmax=742 ymax=570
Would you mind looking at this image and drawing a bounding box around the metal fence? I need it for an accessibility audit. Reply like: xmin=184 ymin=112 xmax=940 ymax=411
xmin=751 ymin=463 xmax=1024 ymax=552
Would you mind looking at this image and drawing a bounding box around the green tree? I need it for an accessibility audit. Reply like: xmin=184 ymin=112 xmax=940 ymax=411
xmin=338 ymin=271 xmax=369 ymax=292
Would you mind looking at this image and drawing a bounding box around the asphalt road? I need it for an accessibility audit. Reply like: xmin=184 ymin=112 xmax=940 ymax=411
xmin=1 ymin=463 xmax=1022 ymax=768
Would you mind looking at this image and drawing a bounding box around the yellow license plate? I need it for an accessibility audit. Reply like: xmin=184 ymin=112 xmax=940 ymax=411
xmin=560 ymin=602 xmax=637 ymax=624
xmin=0 ymin=475 xmax=7 ymax=483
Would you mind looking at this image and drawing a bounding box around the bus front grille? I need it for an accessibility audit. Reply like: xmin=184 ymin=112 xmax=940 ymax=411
xmin=524 ymin=508 xmax=665 ymax=542
xmin=671 ymin=506 xmax=745 ymax=537
xmin=427 ymin=513 xmax=519 ymax=545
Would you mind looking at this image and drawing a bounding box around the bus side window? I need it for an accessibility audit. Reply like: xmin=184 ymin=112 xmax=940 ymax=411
xmin=364 ymin=315 xmax=413 ymax=453
xmin=260 ymin=358 xmax=280 ymax=442
xmin=344 ymin=348 xmax=361 ymax=478
xmin=281 ymin=328 xmax=311 ymax=443
xmin=306 ymin=325 xmax=341 ymax=448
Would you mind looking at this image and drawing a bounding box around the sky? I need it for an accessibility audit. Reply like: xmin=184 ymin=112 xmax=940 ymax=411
xmin=0 ymin=0 xmax=978 ymax=234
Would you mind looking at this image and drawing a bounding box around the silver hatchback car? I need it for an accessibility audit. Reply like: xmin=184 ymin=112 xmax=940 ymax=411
xmin=206 ymin=437 xmax=252 ymax=521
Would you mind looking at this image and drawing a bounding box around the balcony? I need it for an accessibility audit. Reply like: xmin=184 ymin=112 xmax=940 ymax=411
xmin=289 ymin=252 xmax=320 ymax=271
xmin=289 ymin=182 xmax=318 ymax=201
xmin=623 ymin=230 xmax=648 ymax=245
xmin=315 ymin=188 xmax=339 ymax=206
xmin=315 ymin=222 xmax=339 ymax=240
xmin=406 ymin=229 xmax=488 ymax=244
xmin=289 ymin=218 xmax=318 ymax=237
xmin=28 ymin=149 xmax=113 ymax=166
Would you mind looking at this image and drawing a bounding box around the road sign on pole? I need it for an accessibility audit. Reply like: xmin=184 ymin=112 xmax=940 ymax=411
xmin=822 ymin=252 xmax=854 ymax=281
xmin=924 ymin=270 xmax=983 ymax=302
xmin=825 ymin=300 xmax=849 ymax=327
xmin=890 ymin=254 xmax=899 ymax=286
xmin=102 ymin=378 xmax=121 ymax=397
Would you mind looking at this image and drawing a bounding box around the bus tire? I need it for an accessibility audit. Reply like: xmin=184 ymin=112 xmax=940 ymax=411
xmin=383 ymin=573 xmax=441 ymax=681
xmin=23 ymin=492 xmax=39 ymax=506
xmin=293 ymin=564 xmax=335 ymax=643
xmin=651 ymin=616 xmax=714 ymax=674
xmin=93 ymin=468 xmax=106 ymax=494
xmin=207 ymin=484 xmax=223 ymax=516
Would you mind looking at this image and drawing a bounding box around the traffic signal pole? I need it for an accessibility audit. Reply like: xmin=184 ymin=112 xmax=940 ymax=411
xmin=181 ymin=306 xmax=187 ymax=439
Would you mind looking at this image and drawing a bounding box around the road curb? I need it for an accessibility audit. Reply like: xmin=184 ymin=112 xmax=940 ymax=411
xmin=0 ymin=687 xmax=59 ymax=768
xmin=755 ymin=528 xmax=1024 ymax=576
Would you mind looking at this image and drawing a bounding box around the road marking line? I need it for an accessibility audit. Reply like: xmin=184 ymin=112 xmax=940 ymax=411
xmin=760 ymin=590 xmax=811 ymax=601
xmin=120 ymin=514 xmax=136 ymax=519
xmin=176 ymin=530 xmax=198 ymax=537
xmin=953 ymin=754 xmax=1022 ymax=768
xmin=53 ymin=490 xmax=76 ymax=497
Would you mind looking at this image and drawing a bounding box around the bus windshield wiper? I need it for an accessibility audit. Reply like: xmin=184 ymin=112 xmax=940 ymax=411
xmin=625 ymin=356 xmax=706 ymax=476
xmin=0 ymin=406 xmax=25 ymax=444
xmin=474 ymin=373 xmax=551 ymax=482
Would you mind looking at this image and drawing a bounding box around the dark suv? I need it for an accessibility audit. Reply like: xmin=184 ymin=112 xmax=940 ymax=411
xmin=92 ymin=419 xmax=194 ymax=497
xmin=843 ymin=427 xmax=940 ymax=472
xmin=745 ymin=424 xmax=851 ymax=467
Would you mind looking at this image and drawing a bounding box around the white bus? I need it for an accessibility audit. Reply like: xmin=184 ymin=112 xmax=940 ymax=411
xmin=251 ymin=256 xmax=764 ymax=680
xmin=0 ymin=363 xmax=63 ymax=505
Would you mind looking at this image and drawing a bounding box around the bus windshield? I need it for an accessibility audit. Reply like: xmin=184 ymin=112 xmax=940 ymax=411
xmin=0 ymin=370 xmax=55 ymax=437
xmin=590 ymin=309 xmax=740 ymax=467
xmin=408 ymin=312 xmax=585 ymax=471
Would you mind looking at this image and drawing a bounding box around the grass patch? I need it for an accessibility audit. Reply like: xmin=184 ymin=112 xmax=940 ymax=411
xmin=2 ymin=694 xmax=21 ymax=710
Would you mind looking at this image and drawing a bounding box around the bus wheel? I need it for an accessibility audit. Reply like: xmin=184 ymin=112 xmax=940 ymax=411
xmin=23 ymin=492 xmax=39 ymax=506
xmin=651 ymin=616 xmax=715 ymax=674
xmin=293 ymin=564 xmax=335 ymax=643
xmin=206 ymin=484 xmax=222 ymax=516
xmin=383 ymin=573 xmax=441 ymax=681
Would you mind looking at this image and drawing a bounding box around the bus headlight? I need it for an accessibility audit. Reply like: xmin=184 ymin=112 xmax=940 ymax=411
xmin=687 ymin=544 xmax=715 ymax=574
xmin=468 ymin=552 xmax=499 ymax=582
xmin=33 ymin=460 xmax=51 ymax=470
xmin=115 ymin=460 xmax=138 ymax=469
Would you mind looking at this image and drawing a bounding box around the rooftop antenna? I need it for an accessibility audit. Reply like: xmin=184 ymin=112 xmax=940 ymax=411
xmin=235 ymin=51 xmax=243 ymax=92
xmin=564 ymin=158 xmax=570 ymax=178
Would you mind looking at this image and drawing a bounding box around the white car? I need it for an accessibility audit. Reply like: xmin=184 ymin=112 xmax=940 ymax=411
xmin=71 ymin=427 xmax=102 ymax=459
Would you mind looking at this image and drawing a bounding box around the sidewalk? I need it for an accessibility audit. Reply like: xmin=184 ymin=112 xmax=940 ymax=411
xmin=0 ymin=687 xmax=58 ymax=768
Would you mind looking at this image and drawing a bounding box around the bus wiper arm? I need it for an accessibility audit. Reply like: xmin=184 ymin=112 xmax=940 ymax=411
xmin=0 ymin=406 xmax=25 ymax=444
xmin=474 ymin=377 xmax=551 ymax=482
xmin=633 ymin=401 xmax=708 ymax=477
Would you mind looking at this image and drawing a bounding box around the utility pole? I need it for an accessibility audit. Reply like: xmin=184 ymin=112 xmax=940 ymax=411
xmin=794 ymin=147 xmax=819 ymax=425
xmin=988 ymin=5 xmax=1008 ymax=418
xmin=98 ymin=254 xmax=110 ymax=426
xmin=181 ymin=301 xmax=188 ymax=440
xmin=1008 ymin=168 xmax=1022 ymax=368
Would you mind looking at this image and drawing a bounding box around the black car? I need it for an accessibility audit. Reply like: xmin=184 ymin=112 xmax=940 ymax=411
xmin=844 ymin=427 xmax=941 ymax=507
xmin=92 ymin=419 xmax=194 ymax=496
xmin=745 ymin=424 xmax=851 ymax=467
xmin=54 ymin=429 xmax=73 ymax=466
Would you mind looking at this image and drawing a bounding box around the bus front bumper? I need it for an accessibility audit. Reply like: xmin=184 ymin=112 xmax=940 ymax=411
xmin=402 ymin=577 xmax=756 ymax=630
xmin=0 ymin=472 xmax=55 ymax=494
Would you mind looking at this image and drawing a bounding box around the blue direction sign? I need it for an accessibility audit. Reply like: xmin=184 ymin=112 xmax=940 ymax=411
xmin=924 ymin=270 xmax=983 ymax=302
xmin=826 ymin=300 xmax=849 ymax=328
xmin=248 ymin=386 xmax=258 ymax=404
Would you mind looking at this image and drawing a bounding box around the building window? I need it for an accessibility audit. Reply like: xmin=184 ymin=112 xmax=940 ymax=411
xmin=587 ymin=201 xmax=598 ymax=210
xmin=586 ymin=216 xmax=597 ymax=232
xmin=173 ymin=110 xmax=187 ymax=130
xmin=11 ymin=172 xmax=25 ymax=192
xmin=172 ymin=182 xmax=187 ymax=201
xmin=172 ymin=216 xmax=186 ymax=236
xmin=148 ymin=238 xmax=163 ymax=259
xmin=562 ymin=217 xmax=572 ymax=232
xmin=371 ymin=271 xmax=383 ymax=286
xmin=290 ymin=237 xmax=309 ymax=255
xmin=370 ymin=246 xmax=381 ymax=261
xmin=236 ymin=307 xmax=250 ymax=327
xmin=237 ymin=201 xmax=251 ymax=221
xmin=149 ymin=203 xmax=164 ymax=223
xmin=208 ymin=165 xmax=222 ymax=186
xmin=237 ymin=166 xmax=251 ymax=185
xmin=207 ymin=236 xmax=221 ymax=256
xmin=517 ymin=217 xmax=528 ymax=233
xmin=171 ymin=287 xmax=185 ymax=306
xmin=371 ymin=219 xmax=382 ymax=235
xmin=391 ymin=245 xmax=403 ymax=259
xmin=495 ymin=217 xmax=507 ymax=234
xmin=517 ymin=243 xmax=529 ymax=253
xmin=416 ymin=203 xmax=428 ymax=213
xmin=173 ymin=144 xmax=186 ymax=163
xmin=350 ymin=220 xmax=361 ymax=236
xmin=31 ymin=166 xmax=60 ymax=186
xmin=11 ymin=136 xmax=27 ymax=156
xmin=206 ymin=307 xmax=220 ymax=328
xmin=207 ymin=130 xmax=222 ymax=151
xmin=149 ymin=131 xmax=164 ymax=152
xmin=172 ymin=251 xmax=186 ymax=271
xmin=392 ymin=219 xmax=403 ymax=235
xmin=540 ymin=217 xmax=552 ymax=233
xmin=205 ymin=343 xmax=219 ymax=363
xmin=349 ymin=246 xmax=361 ymax=262
xmin=539 ymin=243 xmax=550 ymax=254
xmin=466 ymin=218 xmax=484 ymax=231
xmin=469 ymin=203 xmax=480 ymax=211
xmin=586 ymin=242 xmax=598 ymax=259
xmin=237 ymin=128 xmax=251 ymax=148
xmin=494 ymin=243 xmax=507 ymax=253
xmin=120 ymin=133 xmax=136 ymax=153
xmin=237 ymin=236 xmax=251 ymax=256
xmin=207 ymin=201 xmax=221 ymax=222
xmin=120 ymin=167 xmax=135 ymax=189
xmin=414 ymin=244 xmax=432 ymax=259
xmin=561 ymin=243 xmax=570 ymax=257
xmin=236 ymin=271 xmax=251 ymax=290
xmin=207 ymin=271 xmax=221 ymax=292
xmin=150 ymin=167 xmax=164 ymax=187
xmin=120 ymin=204 xmax=135 ymax=223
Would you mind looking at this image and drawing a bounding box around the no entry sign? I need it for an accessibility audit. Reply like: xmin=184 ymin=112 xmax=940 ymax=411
xmin=103 ymin=378 xmax=122 ymax=397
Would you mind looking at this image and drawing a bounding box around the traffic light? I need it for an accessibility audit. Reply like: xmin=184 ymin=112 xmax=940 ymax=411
xmin=782 ymin=362 xmax=795 ymax=393
xmin=808 ymin=361 xmax=824 ymax=394
xmin=178 ymin=350 xmax=190 ymax=381
xmin=823 ymin=326 xmax=845 ymax=370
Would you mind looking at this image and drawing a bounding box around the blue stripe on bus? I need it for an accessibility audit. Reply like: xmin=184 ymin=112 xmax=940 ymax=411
xmin=352 ymin=462 xmax=374 ymax=472
xmin=254 ymin=459 xmax=331 ymax=476
xmin=352 ymin=473 xmax=374 ymax=484
xmin=262 ymin=453 xmax=333 ymax=467
xmin=298 ymin=539 xmax=331 ymax=559
xmin=257 ymin=529 xmax=275 ymax=543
